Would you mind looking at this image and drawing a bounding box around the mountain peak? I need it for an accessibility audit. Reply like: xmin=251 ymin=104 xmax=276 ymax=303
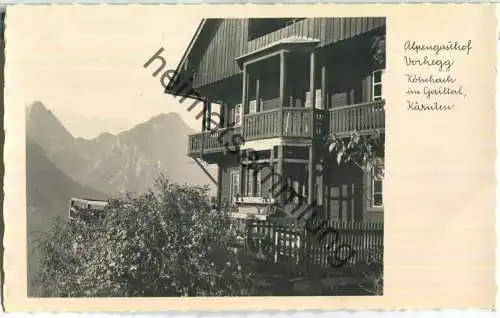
xmin=26 ymin=101 xmax=76 ymax=149
xmin=149 ymin=112 xmax=182 ymax=123
xmin=29 ymin=100 xmax=48 ymax=111
xmin=122 ymin=112 xmax=192 ymax=137
xmin=27 ymin=101 xmax=52 ymax=120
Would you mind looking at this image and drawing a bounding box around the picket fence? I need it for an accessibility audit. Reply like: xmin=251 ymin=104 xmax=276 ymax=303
xmin=227 ymin=217 xmax=383 ymax=277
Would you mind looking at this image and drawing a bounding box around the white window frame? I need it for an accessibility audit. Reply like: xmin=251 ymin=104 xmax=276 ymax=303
xmin=372 ymin=69 xmax=385 ymax=101
xmin=305 ymin=91 xmax=312 ymax=108
xmin=233 ymin=104 xmax=242 ymax=127
xmin=247 ymin=168 xmax=254 ymax=197
xmin=230 ymin=170 xmax=240 ymax=201
xmin=249 ymin=100 xmax=257 ymax=114
xmin=315 ymin=89 xmax=323 ymax=110
xmin=371 ymin=168 xmax=384 ymax=208
xmin=256 ymin=170 xmax=262 ymax=197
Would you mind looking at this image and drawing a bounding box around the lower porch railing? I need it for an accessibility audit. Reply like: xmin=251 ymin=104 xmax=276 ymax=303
xmin=224 ymin=216 xmax=383 ymax=278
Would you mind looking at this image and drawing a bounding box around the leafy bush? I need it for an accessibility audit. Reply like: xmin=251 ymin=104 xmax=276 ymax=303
xmin=358 ymin=244 xmax=383 ymax=296
xmin=33 ymin=174 xmax=256 ymax=297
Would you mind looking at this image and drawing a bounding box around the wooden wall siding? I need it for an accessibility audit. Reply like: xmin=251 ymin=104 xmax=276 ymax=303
xmin=193 ymin=19 xmax=248 ymax=88
xmin=328 ymin=48 xmax=374 ymax=108
xmin=246 ymin=17 xmax=385 ymax=55
xmin=189 ymin=18 xmax=384 ymax=90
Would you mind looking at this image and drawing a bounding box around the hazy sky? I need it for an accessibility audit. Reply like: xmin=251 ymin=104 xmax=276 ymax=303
xmin=6 ymin=5 xmax=203 ymax=139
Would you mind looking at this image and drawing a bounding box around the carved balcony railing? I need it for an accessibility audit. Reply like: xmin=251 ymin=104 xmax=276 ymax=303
xmin=187 ymin=100 xmax=385 ymax=156
xmin=188 ymin=126 xmax=242 ymax=155
xmin=329 ymin=100 xmax=385 ymax=136
xmin=243 ymin=108 xmax=326 ymax=142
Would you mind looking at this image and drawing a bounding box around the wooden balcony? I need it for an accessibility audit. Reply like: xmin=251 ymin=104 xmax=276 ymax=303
xmin=329 ymin=100 xmax=385 ymax=137
xmin=188 ymin=126 xmax=241 ymax=155
xmin=244 ymin=108 xmax=326 ymax=142
xmin=187 ymin=101 xmax=385 ymax=156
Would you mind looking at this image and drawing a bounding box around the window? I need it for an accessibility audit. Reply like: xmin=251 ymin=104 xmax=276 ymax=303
xmin=249 ymin=100 xmax=257 ymax=114
xmin=372 ymin=69 xmax=384 ymax=101
xmin=245 ymin=169 xmax=262 ymax=197
xmin=256 ymin=170 xmax=262 ymax=197
xmin=372 ymin=179 xmax=383 ymax=208
xmin=233 ymin=104 xmax=242 ymax=127
xmin=371 ymin=162 xmax=384 ymax=208
xmin=230 ymin=171 xmax=240 ymax=201
xmin=247 ymin=169 xmax=254 ymax=196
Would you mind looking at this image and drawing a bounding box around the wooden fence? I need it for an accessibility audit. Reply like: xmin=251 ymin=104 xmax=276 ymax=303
xmin=227 ymin=216 xmax=383 ymax=277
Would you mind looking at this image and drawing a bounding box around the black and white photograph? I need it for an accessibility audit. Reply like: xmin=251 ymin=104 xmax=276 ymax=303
xmin=3 ymin=3 xmax=497 ymax=312
xmin=22 ymin=14 xmax=386 ymax=298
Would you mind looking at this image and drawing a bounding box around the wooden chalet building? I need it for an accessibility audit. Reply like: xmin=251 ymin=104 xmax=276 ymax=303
xmin=166 ymin=18 xmax=385 ymax=223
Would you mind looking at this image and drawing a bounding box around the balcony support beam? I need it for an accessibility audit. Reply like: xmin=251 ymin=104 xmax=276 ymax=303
xmin=191 ymin=157 xmax=217 ymax=186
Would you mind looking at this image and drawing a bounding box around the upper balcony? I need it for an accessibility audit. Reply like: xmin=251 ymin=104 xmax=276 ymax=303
xmin=329 ymin=99 xmax=385 ymax=137
xmin=187 ymin=99 xmax=385 ymax=157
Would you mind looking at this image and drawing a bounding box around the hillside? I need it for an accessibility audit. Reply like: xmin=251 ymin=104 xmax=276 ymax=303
xmin=26 ymin=101 xmax=217 ymax=197
xmin=27 ymin=138 xmax=106 ymax=296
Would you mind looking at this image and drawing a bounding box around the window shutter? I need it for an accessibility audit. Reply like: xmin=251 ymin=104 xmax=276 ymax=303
xmin=233 ymin=104 xmax=242 ymax=126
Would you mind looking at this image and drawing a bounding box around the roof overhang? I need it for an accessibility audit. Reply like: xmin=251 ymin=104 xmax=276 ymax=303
xmin=164 ymin=19 xmax=208 ymax=101
xmin=236 ymin=36 xmax=320 ymax=69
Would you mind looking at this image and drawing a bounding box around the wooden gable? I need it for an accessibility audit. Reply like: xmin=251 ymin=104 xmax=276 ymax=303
xmin=166 ymin=17 xmax=385 ymax=96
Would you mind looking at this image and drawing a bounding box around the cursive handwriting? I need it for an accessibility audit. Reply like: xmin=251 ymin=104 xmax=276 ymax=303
xmin=405 ymin=73 xmax=456 ymax=84
xmin=403 ymin=40 xmax=472 ymax=112
xmin=404 ymin=40 xmax=472 ymax=56
xmin=407 ymin=100 xmax=455 ymax=111
xmin=404 ymin=56 xmax=454 ymax=72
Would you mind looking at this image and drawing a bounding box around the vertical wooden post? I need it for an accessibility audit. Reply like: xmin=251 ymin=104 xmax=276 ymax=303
xmin=201 ymin=100 xmax=207 ymax=132
xmin=217 ymin=163 xmax=222 ymax=209
xmin=321 ymin=56 xmax=327 ymax=110
xmin=256 ymin=77 xmax=261 ymax=112
xmin=309 ymin=51 xmax=317 ymax=138
xmin=242 ymin=64 xmax=249 ymax=114
xmin=309 ymin=51 xmax=317 ymax=206
xmin=277 ymin=145 xmax=285 ymax=203
xmin=309 ymin=51 xmax=316 ymax=109
xmin=206 ymin=102 xmax=212 ymax=131
xmin=269 ymin=146 xmax=275 ymax=198
xmin=239 ymin=149 xmax=245 ymax=199
xmin=223 ymin=102 xmax=229 ymax=128
xmin=308 ymin=145 xmax=315 ymax=205
xmin=279 ymin=51 xmax=286 ymax=108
